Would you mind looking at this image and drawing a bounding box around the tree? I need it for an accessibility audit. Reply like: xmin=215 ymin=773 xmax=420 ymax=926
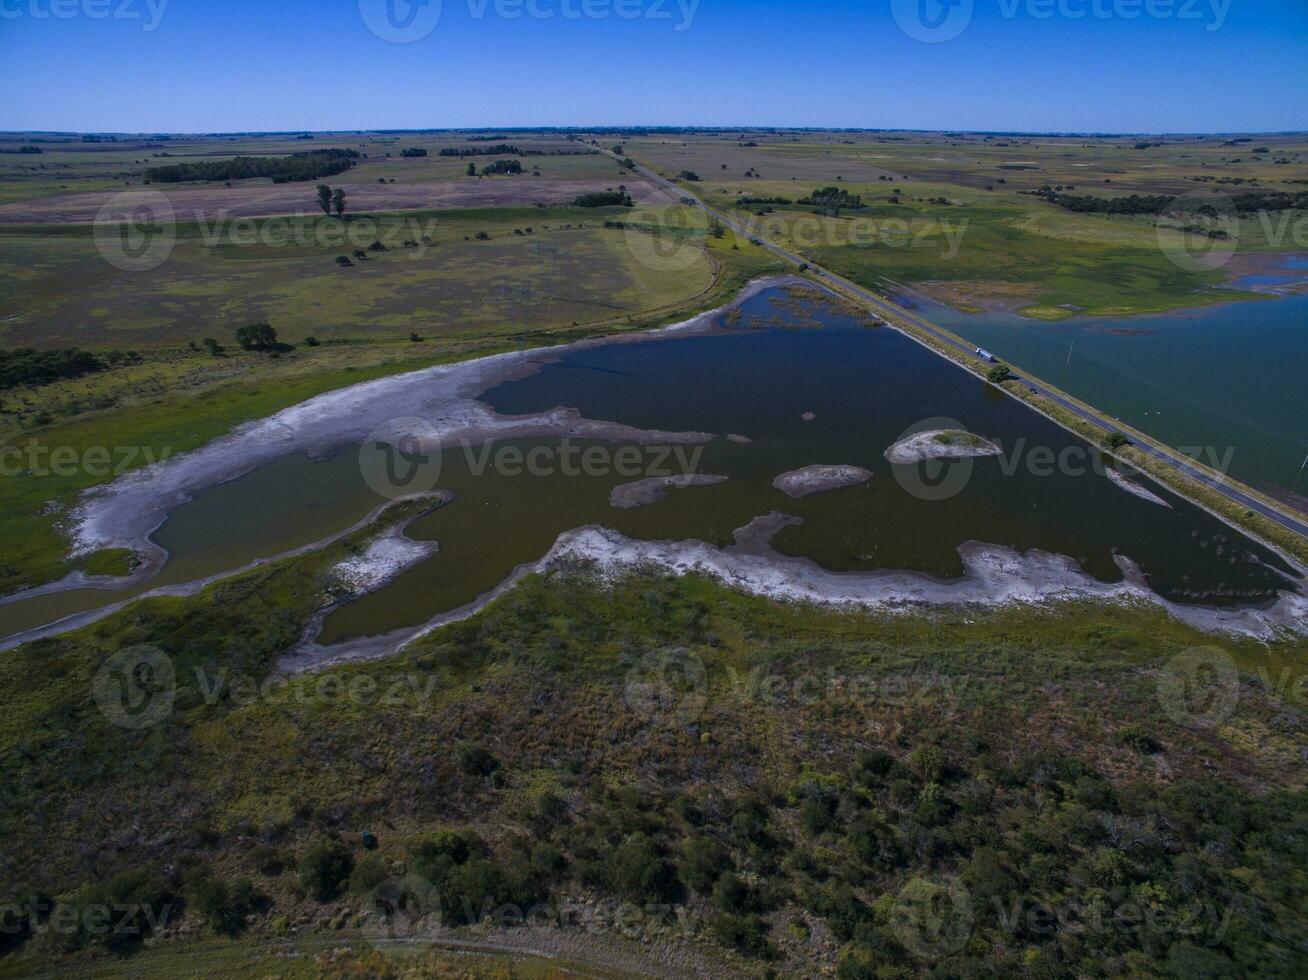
xmin=235 ymin=322 xmax=278 ymax=351
xmin=332 ymin=188 xmax=346 ymax=219
xmin=466 ymin=162 xmax=477 ymax=176
xmin=987 ymin=363 xmax=1011 ymax=384
xmin=1105 ymin=431 xmax=1129 ymax=451
xmin=316 ymin=184 xmax=332 ymax=217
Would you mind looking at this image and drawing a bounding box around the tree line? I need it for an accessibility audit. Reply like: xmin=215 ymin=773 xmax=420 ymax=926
xmin=1034 ymin=187 xmax=1308 ymax=216
xmin=146 ymin=149 xmax=359 ymax=184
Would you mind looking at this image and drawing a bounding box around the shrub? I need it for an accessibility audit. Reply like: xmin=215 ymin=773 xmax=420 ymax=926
xmin=348 ymin=854 xmax=391 ymax=895
xmin=68 ymin=868 xmax=175 ymax=955
xmin=710 ymin=912 xmax=770 ymax=956
xmin=458 ymin=743 xmax=500 ymax=776
xmin=530 ymin=842 xmax=565 ymax=874
xmin=191 ymin=876 xmax=262 ymax=935
xmin=607 ymin=832 xmax=681 ymax=905
xmin=680 ymin=836 xmax=729 ymax=893
xmin=298 ymin=840 xmax=354 ymax=902
xmin=0 ymin=347 xmax=103 ymax=390
xmin=410 ymin=831 xmax=481 ymax=884
xmin=712 ymin=872 xmax=754 ymax=914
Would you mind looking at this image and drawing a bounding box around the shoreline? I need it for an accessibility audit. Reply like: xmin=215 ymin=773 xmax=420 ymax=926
xmin=0 ymin=277 xmax=796 ymax=624
xmin=907 ymin=250 xmax=1308 ymax=323
xmin=3 ymin=274 xmax=1305 ymax=658
xmin=278 ymin=511 xmax=1308 ymax=674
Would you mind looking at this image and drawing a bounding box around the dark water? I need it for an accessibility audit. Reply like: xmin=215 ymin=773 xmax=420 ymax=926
xmin=0 ymin=287 xmax=1298 ymax=646
xmin=893 ymin=260 xmax=1308 ymax=494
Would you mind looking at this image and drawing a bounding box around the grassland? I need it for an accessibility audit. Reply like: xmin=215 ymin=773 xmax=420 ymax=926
xmin=0 ymin=499 xmax=1303 ymax=977
xmin=622 ymin=130 xmax=1308 ymax=317
xmin=0 ymin=206 xmax=779 ymax=595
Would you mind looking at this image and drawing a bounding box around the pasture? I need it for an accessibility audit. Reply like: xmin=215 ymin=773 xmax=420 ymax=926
xmin=620 ymin=130 xmax=1308 ymax=316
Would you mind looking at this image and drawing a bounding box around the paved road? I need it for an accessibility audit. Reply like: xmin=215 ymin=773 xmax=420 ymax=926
xmin=618 ymin=153 xmax=1308 ymax=540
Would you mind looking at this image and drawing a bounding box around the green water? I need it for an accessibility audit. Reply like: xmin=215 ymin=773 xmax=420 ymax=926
xmin=891 ymin=263 xmax=1308 ymax=495
xmin=0 ymin=287 xmax=1298 ymax=647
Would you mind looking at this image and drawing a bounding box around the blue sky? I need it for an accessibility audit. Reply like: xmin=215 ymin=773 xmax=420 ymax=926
xmin=1 ymin=0 xmax=1305 ymax=133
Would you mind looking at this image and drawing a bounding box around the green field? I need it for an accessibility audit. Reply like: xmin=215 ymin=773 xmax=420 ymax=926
xmin=0 ymin=206 xmax=715 ymax=349
xmin=0 ymin=210 xmax=777 ymax=595
xmin=624 ymin=131 xmax=1308 ymax=317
